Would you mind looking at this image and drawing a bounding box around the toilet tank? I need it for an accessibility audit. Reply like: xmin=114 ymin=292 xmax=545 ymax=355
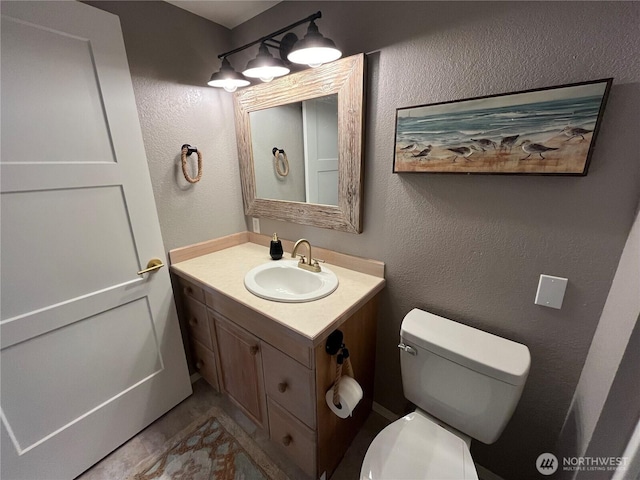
xmin=400 ymin=309 xmax=530 ymax=444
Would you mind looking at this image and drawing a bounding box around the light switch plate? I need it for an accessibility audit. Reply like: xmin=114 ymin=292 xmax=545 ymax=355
xmin=535 ymin=274 xmax=568 ymax=309
xmin=252 ymin=217 xmax=260 ymax=234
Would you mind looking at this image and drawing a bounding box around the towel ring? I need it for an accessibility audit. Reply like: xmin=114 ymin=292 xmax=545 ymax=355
xmin=181 ymin=144 xmax=203 ymax=183
xmin=272 ymin=147 xmax=289 ymax=177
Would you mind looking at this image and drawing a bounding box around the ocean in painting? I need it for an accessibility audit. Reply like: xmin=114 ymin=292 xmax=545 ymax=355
xmin=395 ymin=95 xmax=603 ymax=148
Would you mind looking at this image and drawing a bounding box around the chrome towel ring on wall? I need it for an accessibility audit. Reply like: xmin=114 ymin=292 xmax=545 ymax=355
xmin=181 ymin=144 xmax=203 ymax=183
xmin=272 ymin=147 xmax=289 ymax=177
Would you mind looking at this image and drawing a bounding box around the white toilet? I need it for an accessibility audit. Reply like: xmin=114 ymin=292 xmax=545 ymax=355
xmin=361 ymin=308 xmax=531 ymax=479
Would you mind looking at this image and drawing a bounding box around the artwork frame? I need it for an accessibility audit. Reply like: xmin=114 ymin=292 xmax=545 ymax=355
xmin=393 ymin=78 xmax=613 ymax=175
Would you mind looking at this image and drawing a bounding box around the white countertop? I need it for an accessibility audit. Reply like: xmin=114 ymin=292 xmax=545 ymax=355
xmin=171 ymin=242 xmax=385 ymax=342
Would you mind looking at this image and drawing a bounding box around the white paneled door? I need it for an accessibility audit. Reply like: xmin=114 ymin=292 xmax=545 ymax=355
xmin=303 ymin=96 xmax=339 ymax=206
xmin=0 ymin=2 xmax=192 ymax=478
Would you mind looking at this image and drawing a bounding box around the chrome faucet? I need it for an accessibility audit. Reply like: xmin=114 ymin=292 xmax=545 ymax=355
xmin=291 ymin=238 xmax=322 ymax=273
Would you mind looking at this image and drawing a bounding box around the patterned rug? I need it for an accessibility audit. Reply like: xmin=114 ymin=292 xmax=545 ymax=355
xmin=129 ymin=407 xmax=289 ymax=480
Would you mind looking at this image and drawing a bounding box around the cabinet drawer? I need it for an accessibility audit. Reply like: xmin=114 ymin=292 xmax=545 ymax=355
xmin=177 ymin=277 xmax=205 ymax=304
xmin=184 ymin=296 xmax=212 ymax=350
xmin=268 ymin=398 xmax=316 ymax=478
xmin=262 ymin=342 xmax=316 ymax=429
xmin=191 ymin=338 xmax=219 ymax=391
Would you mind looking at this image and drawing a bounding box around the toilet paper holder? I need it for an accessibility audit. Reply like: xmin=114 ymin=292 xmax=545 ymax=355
xmin=325 ymin=329 xmax=356 ymax=408
xmin=326 ymin=329 xmax=344 ymax=355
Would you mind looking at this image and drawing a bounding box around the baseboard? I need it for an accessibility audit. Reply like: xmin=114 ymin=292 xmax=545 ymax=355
xmin=372 ymin=402 xmax=400 ymax=422
xmin=475 ymin=464 xmax=505 ymax=480
xmin=190 ymin=372 xmax=202 ymax=384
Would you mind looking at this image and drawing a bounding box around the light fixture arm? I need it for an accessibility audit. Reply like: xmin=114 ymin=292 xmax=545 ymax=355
xmin=217 ymin=11 xmax=321 ymax=60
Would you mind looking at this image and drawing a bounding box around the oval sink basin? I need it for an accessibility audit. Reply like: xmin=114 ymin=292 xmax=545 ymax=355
xmin=244 ymin=260 xmax=339 ymax=303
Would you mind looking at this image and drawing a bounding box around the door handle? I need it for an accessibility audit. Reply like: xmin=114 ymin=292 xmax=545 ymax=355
xmin=137 ymin=258 xmax=165 ymax=276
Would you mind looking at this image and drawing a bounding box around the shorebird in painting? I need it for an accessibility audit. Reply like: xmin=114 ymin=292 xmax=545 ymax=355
xmin=447 ymin=145 xmax=478 ymax=162
xmin=471 ymin=138 xmax=497 ymax=151
xmin=500 ymin=134 xmax=519 ymax=151
xmin=412 ymin=145 xmax=432 ymax=159
xmin=401 ymin=143 xmax=417 ymax=151
xmin=519 ymin=140 xmax=559 ymax=160
xmin=561 ymin=126 xmax=592 ymax=142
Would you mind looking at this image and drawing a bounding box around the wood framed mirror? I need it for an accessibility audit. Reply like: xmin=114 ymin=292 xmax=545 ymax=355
xmin=233 ymin=53 xmax=365 ymax=233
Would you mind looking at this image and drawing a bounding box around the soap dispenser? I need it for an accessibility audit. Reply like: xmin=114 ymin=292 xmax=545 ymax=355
xmin=270 ymin=233 xmax=283 ymax=260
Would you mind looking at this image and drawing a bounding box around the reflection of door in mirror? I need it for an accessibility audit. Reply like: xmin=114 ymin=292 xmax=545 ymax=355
xmin=249 ymin=94 xmax=338 ymax=205
xmin=303 ymin=95 xmax=338 ymax=205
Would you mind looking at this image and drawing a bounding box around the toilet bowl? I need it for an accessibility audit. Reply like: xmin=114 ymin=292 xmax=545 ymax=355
xmin=360 ymin=308 xmax=531 ymax=480
xmin=360 ymin=410 xmax=478 ymax=480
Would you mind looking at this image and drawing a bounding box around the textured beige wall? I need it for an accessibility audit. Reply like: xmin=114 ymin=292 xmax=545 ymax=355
xmin=87 ymin=1 xmax=246 ymax=251
xmin=231 ymin=2 xmax=640 ymax=478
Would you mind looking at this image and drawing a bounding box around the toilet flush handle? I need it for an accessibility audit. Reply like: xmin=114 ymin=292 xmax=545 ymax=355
xmin=398 ymin=343 xmax=417 ymax=356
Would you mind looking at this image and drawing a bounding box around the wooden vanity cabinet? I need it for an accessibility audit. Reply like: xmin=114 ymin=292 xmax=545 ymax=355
xmin=172 ymin=273 xmax=378 ymax=479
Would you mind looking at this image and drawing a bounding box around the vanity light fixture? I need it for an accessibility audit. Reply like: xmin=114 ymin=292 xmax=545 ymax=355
xmin=242 ymin=43 xmax=289 ymax=82
xmin=207 ymin=11 xmax=341 ymax=91
xmin=207 ymin=57 xmax=250 ymax=93
xmin=287 ymin=20 xmax=342 ymax=67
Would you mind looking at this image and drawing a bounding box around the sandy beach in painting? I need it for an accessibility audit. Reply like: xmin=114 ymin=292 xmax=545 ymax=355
xmin=394 ymin=131 xmax=594 ymax=174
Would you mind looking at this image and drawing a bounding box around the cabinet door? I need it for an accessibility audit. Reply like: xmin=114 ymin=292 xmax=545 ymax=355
xmin=214 ymin=313 xmax=268 ymax=429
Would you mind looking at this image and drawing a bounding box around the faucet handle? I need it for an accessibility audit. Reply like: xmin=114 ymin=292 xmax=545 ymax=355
xmin=296 ymin=254 xmax=307 ymax=264
xmin=309 ymin=258 xmax=324 ymax=272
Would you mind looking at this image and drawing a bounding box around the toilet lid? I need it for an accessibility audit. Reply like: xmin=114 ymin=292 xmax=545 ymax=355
xmin=360 ymin=412 xmax=478 ymax=480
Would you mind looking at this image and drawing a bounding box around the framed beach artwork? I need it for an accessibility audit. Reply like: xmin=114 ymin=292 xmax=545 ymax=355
xmin=393 ymin=78 xmax=612 ymax=175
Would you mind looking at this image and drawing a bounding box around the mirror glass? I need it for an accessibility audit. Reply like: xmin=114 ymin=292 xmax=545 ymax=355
xmin=234 ymin=54 xmax=365 ymax=233
xmin=250 ymin=95 xmax=338 ymax=205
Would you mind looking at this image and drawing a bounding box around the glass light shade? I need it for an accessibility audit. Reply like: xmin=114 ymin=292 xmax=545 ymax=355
xmin=208 ymin=58 xmax=250 ymax=91
xmin=287 ymin=21 xmax=342 ymax=67
xmin=243 ymin=43 xmax=290 ymax=82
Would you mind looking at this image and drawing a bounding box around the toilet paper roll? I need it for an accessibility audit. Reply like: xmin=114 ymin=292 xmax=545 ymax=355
xmin=325 ymin=375 xmax=363 ymax=419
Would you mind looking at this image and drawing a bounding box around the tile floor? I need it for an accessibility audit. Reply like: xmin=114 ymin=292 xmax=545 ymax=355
xmin=76 ymin=378 xmax=390 ymax=480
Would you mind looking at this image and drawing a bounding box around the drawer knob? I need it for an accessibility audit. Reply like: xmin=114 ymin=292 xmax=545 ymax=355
xmin=189 ymin=317 xmax=198 ymax=326
xmin=249 ymin=345 xmax=259 ymax=356
xmin=281 ymin=435 xmax=292 ymax=446
xmin=277 ymin=382 xmax=288 ymax=393
xmin=196 ymin=360 xmax=204 ymax=369
xmin=183 ymin=286 xmax=192 ymax=295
